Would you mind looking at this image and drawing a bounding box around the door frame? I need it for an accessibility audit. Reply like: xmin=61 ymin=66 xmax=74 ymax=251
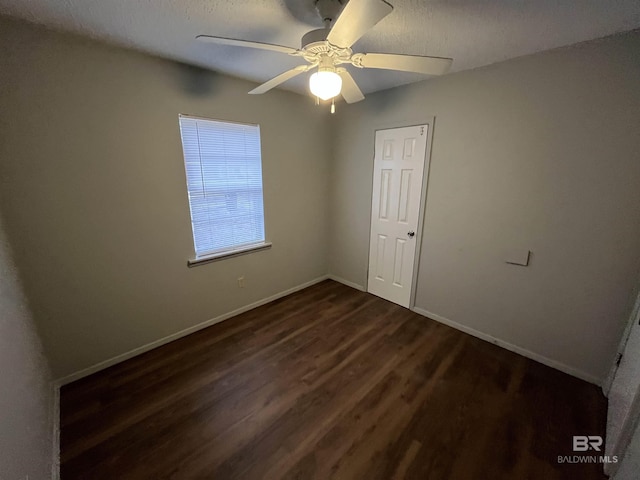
xmin=604 ymin=290 xmax=640 ymax=395
xmin=365 ymin=116 xmax=436 ymax=309
xmin=604 ymin=288 xmax=640 ymax=476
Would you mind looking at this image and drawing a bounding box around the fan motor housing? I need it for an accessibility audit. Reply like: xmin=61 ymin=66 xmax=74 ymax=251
xmin=301 ymin=28 xmax=330 ymax=50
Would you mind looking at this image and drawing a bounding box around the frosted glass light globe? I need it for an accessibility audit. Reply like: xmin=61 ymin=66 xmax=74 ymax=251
xmin=309 ymin=70 xmax=342 ymax=101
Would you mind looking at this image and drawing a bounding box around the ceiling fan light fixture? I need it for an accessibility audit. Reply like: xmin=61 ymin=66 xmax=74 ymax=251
xmin=198 ymin=0 xmax=453 ymax=104
xmin=309 ymin=68 xmax=342 ymax=101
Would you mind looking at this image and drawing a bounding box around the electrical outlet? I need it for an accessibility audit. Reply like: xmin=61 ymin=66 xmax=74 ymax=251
xmin=237 ymin=276 xmax=245 ymax=288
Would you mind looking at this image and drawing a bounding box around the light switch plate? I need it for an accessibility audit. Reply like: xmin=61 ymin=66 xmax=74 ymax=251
xmin=505 ymin=249 xmax=531 ymax=266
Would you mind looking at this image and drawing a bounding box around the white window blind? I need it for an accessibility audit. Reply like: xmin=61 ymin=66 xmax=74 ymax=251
xmin=178 ymin=115 xmax=265 ymax=258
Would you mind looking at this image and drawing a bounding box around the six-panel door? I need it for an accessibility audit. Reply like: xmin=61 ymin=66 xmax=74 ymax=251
xmin=367 ymin=125 xmax=428 ymax=308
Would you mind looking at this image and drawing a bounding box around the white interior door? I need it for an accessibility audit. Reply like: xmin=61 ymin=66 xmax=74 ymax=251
xmin=367 ymin=125 xmax=428 ymax=308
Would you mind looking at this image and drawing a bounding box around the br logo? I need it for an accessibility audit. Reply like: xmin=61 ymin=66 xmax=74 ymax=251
xmin=573 ymin=436 xmax=603 ymax=452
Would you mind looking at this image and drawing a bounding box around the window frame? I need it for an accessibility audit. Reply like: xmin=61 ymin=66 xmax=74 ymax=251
xmin=178 ymin=114 xmax=271 ymax=267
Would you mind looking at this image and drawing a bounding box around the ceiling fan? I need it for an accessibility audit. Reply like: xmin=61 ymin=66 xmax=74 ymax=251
xmin=197 ymin=0 xmax=453 ymax=109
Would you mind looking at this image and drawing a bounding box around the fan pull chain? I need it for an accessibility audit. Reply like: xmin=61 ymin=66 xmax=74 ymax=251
xmin=315 ymin=96 xmax=320 ymax=106
xmin=331 ymin=98 xmax=336 ymax=114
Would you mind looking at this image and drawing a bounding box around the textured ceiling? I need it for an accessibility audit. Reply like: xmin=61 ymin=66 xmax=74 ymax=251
xmin=1 ymin=0 xmax=639 ymax=97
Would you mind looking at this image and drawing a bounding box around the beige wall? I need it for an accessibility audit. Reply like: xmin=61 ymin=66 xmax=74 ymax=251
xmin=0 ymin=212 xmax=54 ymax=479
xmin=329 ymin=30 xmax=640 ymax=383
xmin=2 ymin=14 xmax=639 ymax=386
xmin=0 ymin=17 xmax=331 ymax=379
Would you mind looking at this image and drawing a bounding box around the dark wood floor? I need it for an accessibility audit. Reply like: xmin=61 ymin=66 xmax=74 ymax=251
xmin=61 ymin=280 xmax=607 ymax=479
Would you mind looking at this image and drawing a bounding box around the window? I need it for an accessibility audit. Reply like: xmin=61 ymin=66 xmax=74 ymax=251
xmin=178 ymin=115 xmax=268 ymax=264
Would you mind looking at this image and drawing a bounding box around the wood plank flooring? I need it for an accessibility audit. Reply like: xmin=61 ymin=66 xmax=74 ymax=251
xmin=60 ymin=280 xmax=608 ymax=479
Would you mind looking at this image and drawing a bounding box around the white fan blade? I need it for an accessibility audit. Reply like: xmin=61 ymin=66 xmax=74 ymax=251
xmin=338 ymin=70 xmax=365 ymax=103
xmin=358 ymin=52 xmax=453 ymax=75
xmin=327 ymin=0 xmax=393 ymax=48
xmin=249 ymin=65 xmax=310 ymax=95
xmin=196 ymin=35 xmax=299 ymax=55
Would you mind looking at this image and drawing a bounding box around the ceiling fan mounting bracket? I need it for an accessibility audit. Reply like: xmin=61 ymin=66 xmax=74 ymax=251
xmin=314 ymin=0 xmax=346 ymax=25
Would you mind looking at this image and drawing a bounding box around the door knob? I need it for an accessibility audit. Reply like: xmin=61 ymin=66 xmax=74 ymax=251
xmin=408 ymin=231 xmax=415 ymax=238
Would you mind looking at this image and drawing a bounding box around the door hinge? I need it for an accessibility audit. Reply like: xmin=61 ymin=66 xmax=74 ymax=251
xmin=616 ymin=353 xmax=623 ymax=367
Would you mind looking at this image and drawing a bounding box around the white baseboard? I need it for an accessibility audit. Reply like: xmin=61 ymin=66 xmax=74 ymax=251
xmin=328 ymin=274 xmax=366 ymax=292
xmin=56 ymin=275 xmax=329 ymax=386
xmin=412 ymin=306 xmax=602 ymax=386
xmin=51 ymin=381 xmax=60 ymax=480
